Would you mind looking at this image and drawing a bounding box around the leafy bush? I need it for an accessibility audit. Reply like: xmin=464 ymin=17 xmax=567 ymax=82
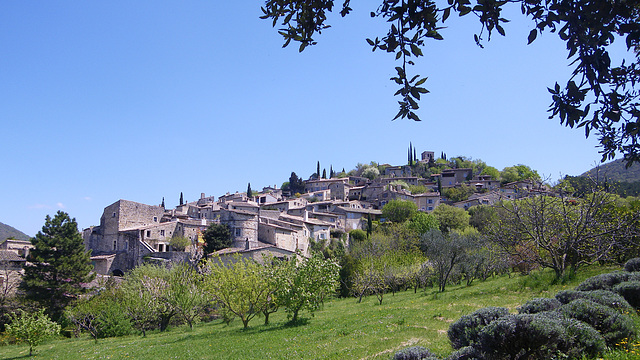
xmin=349 ymin=229 xmax=367 ymax=242
xmin=613 ymin=281 xmax=640 ymax=309
xmin=393 ymin=346 xmax=439 ymax=360
xmin=66 ymin=292 xmax=134 ymax=339
xmin=555 ymin=290 xmax=632 ymax=312
xmin=447 ymin=306 xmax=509 ymax=349
xmin=476 ymin=314 xmax=566 ymax=360
xmin=575 ymin=271 xmax=640 ymax=291
xmin=624 ymin=258 xmax=640 ymax=272
xmin=517 ymin=297 xmax=561 ymax=314
xmin=559 ymin=299 xmax=636 ymax=345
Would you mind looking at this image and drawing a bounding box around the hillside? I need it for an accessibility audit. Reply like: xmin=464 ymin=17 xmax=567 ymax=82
xmin=0 ymin=221 xmax=30 ymax=241
xmin=581 ymin=158 xmax=640 ymax=183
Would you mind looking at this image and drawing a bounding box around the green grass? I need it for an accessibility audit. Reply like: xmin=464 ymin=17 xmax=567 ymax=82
xmin=1 ymin=265 xmax=637 ymax=360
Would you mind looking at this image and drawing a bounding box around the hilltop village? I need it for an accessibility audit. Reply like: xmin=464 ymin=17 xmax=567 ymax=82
xmin=80 ymin=150 xmax=549 ymax=276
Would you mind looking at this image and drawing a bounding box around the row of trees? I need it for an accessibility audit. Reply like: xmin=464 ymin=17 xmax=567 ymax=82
xmin=65 ymin=254 xmax=339 ymax=338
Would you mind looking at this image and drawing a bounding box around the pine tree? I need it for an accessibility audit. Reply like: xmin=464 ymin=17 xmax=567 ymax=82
xmin=179 ymin=192 xmax=184 ymax=206
xmin=21 ymin=211 xmax=94 ymax=321
xmin=247 ymin=183 xmax=253 ymax=198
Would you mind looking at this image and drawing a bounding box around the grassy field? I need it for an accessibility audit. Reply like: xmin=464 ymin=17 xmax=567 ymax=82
xmin=2 ymin=265 xmax=639 ymax=360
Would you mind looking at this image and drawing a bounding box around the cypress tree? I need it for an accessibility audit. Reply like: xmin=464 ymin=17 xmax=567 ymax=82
xmin=317 ymin=161 xmax=320 ymax=179
xmin=180 ymin=192 xmax=184 ymax=206
xmin=322 ymin=169 xmax=327 ymax=179
xmin=161 ymin=197 xmax=165 ymax=208
xmin=21 ymin=211 xmax=94 ymax=321
xmin=247 ymin=183 xmax=253 ymax=198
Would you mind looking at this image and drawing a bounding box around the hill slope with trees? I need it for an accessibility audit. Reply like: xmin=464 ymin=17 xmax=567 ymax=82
xmin=581 ymin=159 xmax=640 ymax=183
xmin=0 ymin=221 xmax=30 ymax=241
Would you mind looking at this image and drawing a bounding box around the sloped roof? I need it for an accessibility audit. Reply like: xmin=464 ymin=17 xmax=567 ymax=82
xmin=0 ymin=250 xmax=25 ymax=262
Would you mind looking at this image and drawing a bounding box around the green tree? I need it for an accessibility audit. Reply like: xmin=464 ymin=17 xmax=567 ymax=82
xmin=169 ymin=236 xmax=191 ymax=252
xmin=117 ymin=264 xmax=175 ymax=335
xmin=408 ymin=211 xmax=440 ymax=235
xmin=204 ymin=255 xmax=273 ymax=329
xmin=288 ymin=172 xmax=305 ymax=194
xmin=443 ymin=184 xmax=476 ymax=202
xmin=273 ymin=254 xmax=339 ymax=322
xmin=202 ymin=223 xmax=233 ymax=257
xmin=261 ymin=0 xmax=640 ymax=166
xmin=382 ymin=199 xmax=418 ymax=223
xmin=247 ymin=182 xmax=253 ymax=198
xmin=66 ymin=288 xmax=133 ymax=341
xmin=168 ymin=264 xmax=208 ymax=330
xmin=480 ymin=166 xmax=500 ymax=180
xmin=6 ymin=308 xmax=60 ymax=356
xmin=361 ymin=166 xmax=380 ymax=180
xmin=500 ymin=164 xmax=541 ymax=184
xmin=432 ymin=204 xmax=470 ymax=233
xmin=179 ymin=192 xmax=184 ymax=206
xmin=420 ymin=229 xmax=480 ymax=292
xmin=21 ymin=211 xmax=94 ymax=321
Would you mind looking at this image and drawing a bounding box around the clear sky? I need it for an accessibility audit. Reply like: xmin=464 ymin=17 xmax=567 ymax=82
xmin=1 ymin=1 xmax=622 ymax=236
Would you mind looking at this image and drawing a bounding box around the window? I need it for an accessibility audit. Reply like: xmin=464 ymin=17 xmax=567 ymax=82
xmin=235 ymin=228 xmax=242 ymax=237
xmin=146 ymin=230 xmax=151 ymax=238
xmin=113 ymin=240 xmax=117 ymax=250
xmin=112 ymin=212 xmax=116 ymax=218
xmin=160 ymin=230 xmax=165 ymax=236
xmin=427 ymin=199 xmax=433 ymax=204
xmin=153 ymin=216 xmax=158 ymax=222
xmin=427 ymin=206 xmax=433 ymax=211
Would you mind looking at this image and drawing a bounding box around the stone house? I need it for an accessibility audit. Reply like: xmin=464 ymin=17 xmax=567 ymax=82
xmin=0 ymin=239 xmax=33 ymax=258
xmin=0 ymin=250 xmax=26 ymax=297
xmin=212 ymin=244 xmax=295 ymax=265
xmin=440 ymin=168 xmax=473 ymax=187
xmin=331 ymin=206 xmax=382 ymax=232
xmin=411 ymin=192 xmax=441 ymax=212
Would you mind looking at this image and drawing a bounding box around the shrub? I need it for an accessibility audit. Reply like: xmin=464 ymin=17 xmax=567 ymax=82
xmin=446 ymin=346 xmax=482 ymax=360
xmin=575 ymin=271 xmax=640 ymax=291
xmin=476 ymin=314 xmax=566 ymax=360
xmin=349 ymin=229 xmax=367 ymax=242
xmin=624 ymin=258 xmax=640 ymax=272
xmin=537 ymin=311 xmax=607 ymax=359
xmin=393 ymin=346 xmax=438 ymax=360
xmin=613 ymin=280 xmax=640 ymax=309
xmin=555 ymin=290 xmax=632 ymax=312
xmin=517 ymin=297 xmax=561 ymax=314
xmin=447 ymin=306 xmax=509 ymax=349
xmin=559 ymin=299 xmax=636 ymax=345
xmin=66 ymin=292 xmax=134 ymax=340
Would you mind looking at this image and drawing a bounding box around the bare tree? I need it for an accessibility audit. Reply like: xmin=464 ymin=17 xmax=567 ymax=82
xmin=489 ymin=191 xmax=638 ymax=279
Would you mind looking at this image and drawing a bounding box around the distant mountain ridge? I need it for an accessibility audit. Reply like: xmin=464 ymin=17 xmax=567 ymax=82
xmin=580 ymin=159 xmax=640 ymax=183
xmin=0 ymin=221 xmax=31 ymax=241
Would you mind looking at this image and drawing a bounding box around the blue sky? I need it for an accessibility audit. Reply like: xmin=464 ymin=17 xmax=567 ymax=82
xmin=1 ymin=1 xmax=621 ymax=236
